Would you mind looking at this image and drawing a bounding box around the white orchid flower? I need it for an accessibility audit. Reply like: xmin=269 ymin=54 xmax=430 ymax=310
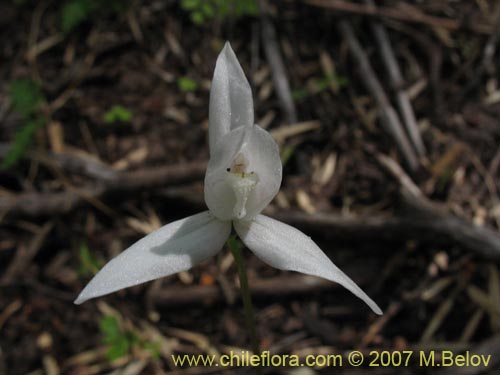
xmin=74 ymin=43 xmax=382 ymax=315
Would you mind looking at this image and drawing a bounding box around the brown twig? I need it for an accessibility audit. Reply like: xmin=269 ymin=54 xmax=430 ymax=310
xmin=364 ymin=0 xmax=426 ymax=158
xmin=375 ymin=153 xmax=500 ymax=260
xmin=273 ymin=209 xmax=500 ymax=260
xmin=159 ymin=182 xmax=500 ymax=260
xmin=0 ymin=143 xmax=118 ymax=181
xmin=0 ymin=161 xmax=207 ymax=218
xmin=2 ymin=222 xmax=53 ymax=282
xmin=339 ymin=21 xmax=419 ymax=171
xmin=259 ymin=0 xmax=298 ymax=124
xmin=150 ymin=274 xmax=370 ymax=307
xmin=304 ymin=0 xmax=492 ymax=35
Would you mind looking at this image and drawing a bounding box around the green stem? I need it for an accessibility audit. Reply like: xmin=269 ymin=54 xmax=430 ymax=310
xmin=227 ymin=236 xmax=260 ymax=355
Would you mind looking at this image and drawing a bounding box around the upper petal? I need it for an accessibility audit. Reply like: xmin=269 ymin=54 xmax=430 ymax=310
xmin=204 ymin=125 xmax=282 ymax=221
xmin=75 ymin=211 xmax=231 ymax=304
xmin=234 ymin=215 xmax=382 ymax=315
xmin=209 ymin=42 xmax=254 ymax=154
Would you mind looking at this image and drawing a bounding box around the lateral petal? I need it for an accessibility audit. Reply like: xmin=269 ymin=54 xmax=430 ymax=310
xmin=209 ymin=42 xmax=254 ymax=154
xmin=75 ymin=211 xmax=231 ymax=304
xmin=234 ymin=215 xmax=382 ymax=315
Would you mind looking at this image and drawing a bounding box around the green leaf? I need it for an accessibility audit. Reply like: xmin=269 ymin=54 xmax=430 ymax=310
xmin=235 ymin=0 xmax=258 ymax=16
xmin=216 ymin=0 xmax=230 ymax=17
xmin=61 ymin=0 xmax=95 ymax=33
xmin=280 ymin=144 xmax=296 ymax=166
xmin=99 ymin=314 xmax=161 ymax=362
xmin=10 ymin=78 xmax=44 ymax=118
xmin=181 ymin=0 xmax=199 ymax=10
xmin=177 ymin=77 xmax=198 ymax=92
xmin=1 ymin=119 xmax=43 ymax=169
xmin=141 ymin=341 xmax=161 ymax=359
xmin=106 ymin=337 xmax=130 ymax=361
xmin=78 ymin=243 xmax=102 ymax=276
xmin=191 ymin=11 xmax=205 ymax=25
xmin=201 ymin=2 xmax=215 ymax=18
xmin=105 ymin=0 xmax=127 ymax=13
xmin=103 ymin=105 xmax=133 ymax=124
xmin=292 ymin=88 xmax=309 ymax=101
xmin=181 ymin=0 xmax=256 ymax=25
xmin=99 ymin=315 xmax=121 ymax=343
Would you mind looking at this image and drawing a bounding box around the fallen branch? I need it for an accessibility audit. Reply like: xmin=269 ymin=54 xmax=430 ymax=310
xmin=161 ymin=184 xmax=500 ymax=260
xmin=4 ymin=175 xmax=500 ymax=260
xmin=2 ymin=222 xmax=53 ymax=283
xmin=0 ymin=160 xmax=206 ymax=218
xmin=150 ymin=274 xmax=370 ymax=307
xmin=272 ymin=209 xmax=500 ymax=260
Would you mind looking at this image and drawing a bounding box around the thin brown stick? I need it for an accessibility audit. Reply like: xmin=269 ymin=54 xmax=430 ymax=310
xmin=375 ymin=153 xmax=500 ymax=260
xmin=273 ymin=209 xmax=500 ymax=260
xmin=5 ymin=173 xmax=500 ymax=260
xmin=150 ymin=274 xmax=369 ymax=307
xmin=259 ymin=0 xmax=298 ymax=124
xmin=0 ymin=161 xmax=206 ymax=218
xmin=2 ymin=222 xmax=53 ymax=282
xmin=0 ymin=144 xmax=118 ymax=181
xmin=305 ymin=0 xmax=492 ymax=35
xmin=364 ymin=0 xmax=426 ymax=158
xmin=339 ymin=21 xmax=419 ymax=171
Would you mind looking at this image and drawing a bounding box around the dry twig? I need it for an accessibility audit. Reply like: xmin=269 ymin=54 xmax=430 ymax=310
xmin=2 ymin=222 xmax=53 ymax=283
xmin=259 ymin=0 xmax=298 ymax=124
xmin=150 ymin=274 xmax=366 ymax=307
xmin=0 ymin=159 xmax=206 ymax=218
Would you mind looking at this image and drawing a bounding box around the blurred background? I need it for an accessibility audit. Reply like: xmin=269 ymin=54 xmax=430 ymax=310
xmin=1 ymin=0 xmax=500 ymax=374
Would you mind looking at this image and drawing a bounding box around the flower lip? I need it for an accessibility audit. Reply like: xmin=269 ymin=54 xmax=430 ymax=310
xmin=204 ymin=124 xmax=282 ymax=222
xmin=226 ymin=153 xmax=260 ymax=219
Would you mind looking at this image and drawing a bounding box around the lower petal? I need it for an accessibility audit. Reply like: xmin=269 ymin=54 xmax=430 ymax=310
xmin=234 ymin=215 xmax=382 ymax=315
xmin=75 ymin=211 xmax=231 ymax=304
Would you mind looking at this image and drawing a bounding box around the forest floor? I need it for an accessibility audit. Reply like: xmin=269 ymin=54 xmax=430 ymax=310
xmin=1 ymin=1 xmax=500 ymax=374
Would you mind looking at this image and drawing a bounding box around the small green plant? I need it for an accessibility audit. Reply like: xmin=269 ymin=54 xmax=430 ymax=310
xmin=181 ymin=0 xmax=258 ymax=25
xmin=60 ymin=0 xmax=127 ymax=33
xmin=292 ymin=73 xmax=348 ymax=101
xmin=61 ymin=0 xmax=97 ymax=33
xmin=10 ymin=78 xmax=44 ymax=118
xmin=103 ymin=105 xmax=133 ymax=124
xmin=177 ymin=77 xmax=198 ymax=92
xmin=100 ymin=315 xmax=160 ymax=361
xmin=280 ymin=144 xmax=296 ymax=167
xmin=78 ymin=243 xmax=102 ymax=276
xmin=2 ymin=78 xmax=46 ymax=169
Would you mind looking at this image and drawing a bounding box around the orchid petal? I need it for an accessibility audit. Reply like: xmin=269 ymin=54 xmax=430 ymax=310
xmin=209 ymin=42 xmax=254 ymax=154
xmin=75 ymin=211 xmax=230 ymax=304
xmin=234 ymin=215 xmax=382 ymax=315
xmin=205 ymin=124 xmax=282 ymax=221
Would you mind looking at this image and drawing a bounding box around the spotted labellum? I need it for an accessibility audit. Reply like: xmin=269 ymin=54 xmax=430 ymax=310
xmin=74 ymin=42 xmax=382 ymax=315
